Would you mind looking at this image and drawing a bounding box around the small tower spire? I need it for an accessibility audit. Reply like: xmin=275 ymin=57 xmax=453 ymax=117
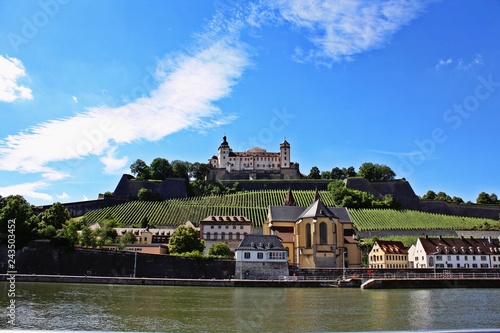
xmin=284 ymin=187 xmax=296 ymax=206
xmin=313 ymin=187 xmax=320 ymax=202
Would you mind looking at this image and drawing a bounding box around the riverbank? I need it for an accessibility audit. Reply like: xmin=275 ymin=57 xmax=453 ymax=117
xmin=0 ymin=274 xmax=332 ymax=288
xmin=3 ymin=274 xmax=500 ymax=288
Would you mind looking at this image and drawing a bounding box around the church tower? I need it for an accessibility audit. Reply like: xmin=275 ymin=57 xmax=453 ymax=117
xmin=280 ymin=138 xmax=290 ymax=168
xmin=218 ymin=136 xmax=230 ymax=169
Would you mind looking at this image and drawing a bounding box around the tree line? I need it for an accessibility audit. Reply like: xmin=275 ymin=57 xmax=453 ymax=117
xmin=0 ymin=194 xmax=232 ymax=257
xmin=307 ymin=162 xmax=396 ymax=182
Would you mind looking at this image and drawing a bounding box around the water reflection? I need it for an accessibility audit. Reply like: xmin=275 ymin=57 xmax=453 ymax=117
xmin=1 ymin=282 xmax=499 ymax=332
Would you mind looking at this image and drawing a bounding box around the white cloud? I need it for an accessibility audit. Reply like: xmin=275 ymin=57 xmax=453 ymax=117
xmin=0 ymin=181 xmax=52 ymax=202
xmin=57 ymin=192 xmax=70 ymax=199
xmin=0 ymin=55 xmax=33 ymax=102
xmin=72 ymin=96 xmax=78 ymax=103
xmin=435 ymin=58 xmax=453 ymax=70
xmin=0 ymin=40 xmax=249 ymax=176
xmin=457 ymin=54 xmax=483 ymax=70
xmin=82 ymin=195 xmax=89 ymax=201
xmin=269 ymin=0 xmax=427 ymax=64
xmin=42 ymin=170 xmax=70 ymax=181
xmin=100 ymin=147 xmax=128 ymax=174
xmin=435 ymin=54 xmax=483 ymax=71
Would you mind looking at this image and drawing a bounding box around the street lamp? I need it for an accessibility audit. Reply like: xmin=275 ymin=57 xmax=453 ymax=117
xmin=342 ymin=249 xmax=346 ymax=280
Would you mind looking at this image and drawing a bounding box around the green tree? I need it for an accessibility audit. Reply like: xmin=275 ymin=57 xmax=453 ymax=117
xmin=436 ymin=191 xmax=452 ymax=202
xmin=39 ymin=202 xmax=71 ymax=230
xmin=208 ymin=242 xmax=231 ymax=257
xmin=331 ymin=167 xmax=345 ymax=180
xmin=321 ymin=171 xmax=332 ymax=179
xmin=169 ymin=225 xmax=205 ymax=254
xmin=358 ymin=162 xmax=395 ymax=181
xmin=0 ymin=195 xmax=38 ymax=246
xmin=55 ymin=219 xmax=80 ymax=246
xmin=130 ymin=159 xmax=150 ymax=180
xmin=422 ymin=190 xmax=437 ymax=200
xmin=190 ymin=162 xmax=210 ymax=181
xmin=476 ymin=192 xmax=499 ymax=205
xmin=79 ymin=226 xmax=96 ymax=247
xmin=150 ymin=157 xmax=172 ymax=180
xmin=171 ymin=160 xmax=190 ymax=179
xmin=308 ymin=166 xmax=321 ymax=179
xmin=343 ymin=166 xmax=357 ymax=178
xmin=119 ymin=231 xmax=137 ymax=245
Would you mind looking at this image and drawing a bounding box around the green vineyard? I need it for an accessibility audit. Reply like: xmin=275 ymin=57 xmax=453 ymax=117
xmin=348 ymin=209 xmax=497 ymax=231
xmin=83 ymin=190 xmax=333 ymax=228
xmin=83 ymin=190 xmax=498 ymax=230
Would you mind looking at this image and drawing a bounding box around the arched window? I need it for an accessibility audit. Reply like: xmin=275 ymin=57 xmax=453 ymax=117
xmin=206 ymin=232 xmax=211 ymax=240
xmin=236 ymin=232 xmax=241 ymax=240
xmin=319 ymin=222 xmax=328 ymax=245
xmin=221 ymin=232 xmax=225 ymax=240
xmin=306 ymin=223 xmax=312 ymax=248
xmin=214 ymin=232 xmax=218 ymax=240
xmin=229 ymin=232 xmax=233 ymax=240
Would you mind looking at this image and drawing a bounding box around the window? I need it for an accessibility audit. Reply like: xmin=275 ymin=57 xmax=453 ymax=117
xmin=206 ymin=232 xmax=210 ymax=240
xmin=305 ymin=223 xmax=312 ymax=248
xmin=464 ymin=256 xmax=468 ymax=261
xmin=221 ymin=232 xmax=225 ymax=240
xmin=319 ymin=222 xmax=328 ymax=245
xmin=447 ymin=256 xmax=451 ymax=261
xmin=214 ymin=232 xmax=218 ymax=239
xmin=236 ymin=232 xmax=241 ymax=240
xmin=257 ymin=252 xmax=264 ymax=259
xmin=244 ymin=252 xmax=250 ymax=259
xmin=228 ymin=232 xmax=233 ymax=240
xmin=436 ymin=255 xmax=443 ymax=261
xmin=481 ymin=256 xmax=487 ymax=261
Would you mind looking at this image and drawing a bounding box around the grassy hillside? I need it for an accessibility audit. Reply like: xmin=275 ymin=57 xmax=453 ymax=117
xmin=83 ymin=190 xmax=498 ymax=230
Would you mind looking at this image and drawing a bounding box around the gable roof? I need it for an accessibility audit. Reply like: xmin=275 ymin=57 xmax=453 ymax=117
xmin=236 ymin=235 xmax=286 ymax=250
xmin=298 ymin=199 xmax=338 ymax=219
xmin=374 ymin=240 xmax=408 ymax=254
xmin=268 ymin=205 xmax=352 ymax=223
xmin=417 ymin=236 xmax=500 ymax=255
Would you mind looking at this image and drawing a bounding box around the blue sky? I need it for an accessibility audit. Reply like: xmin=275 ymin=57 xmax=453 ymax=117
xmin=1 ymin=0 xmax=500 ymax=206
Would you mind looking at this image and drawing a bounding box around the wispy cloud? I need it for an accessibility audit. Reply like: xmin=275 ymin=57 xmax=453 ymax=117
xmin=268 ymin=0 xmax=427 ymax=64
xmin=0 ymin=40 xmax=249 ymax=177
xmin=0 ymin=181 xmax=52 ymax=202
xmin=435 ymin=57 xmax=453 ymax=70
xmin=57 ymin=192 xmax=70 ymax=200
xmin=100 ymin=147 xmax=128 ymax=174
xmin=435 ymin=54 xmax=483 ymax=71
xmin=0 ymin=55 xmax=33 ymax=102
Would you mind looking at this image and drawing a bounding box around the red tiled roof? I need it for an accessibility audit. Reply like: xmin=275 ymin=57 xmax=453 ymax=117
xmin=418 ymin=236 xmax=500 ymax=255
xmin=375 ymin=240 xmax=408 ymax=254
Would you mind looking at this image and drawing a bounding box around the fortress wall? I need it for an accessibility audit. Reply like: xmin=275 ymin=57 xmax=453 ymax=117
xmin=0 ymin=241 xmax=234 ymax=279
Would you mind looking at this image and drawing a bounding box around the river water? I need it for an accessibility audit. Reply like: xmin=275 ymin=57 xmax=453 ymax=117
xmin=1 ymin=282 xmax=499 ymax=332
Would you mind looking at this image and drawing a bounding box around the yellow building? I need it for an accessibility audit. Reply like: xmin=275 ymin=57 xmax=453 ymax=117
xmin=265 ymin=189 xmax=361 ymax=268
xmin=369 ymin=240 xmax=409 ymax=268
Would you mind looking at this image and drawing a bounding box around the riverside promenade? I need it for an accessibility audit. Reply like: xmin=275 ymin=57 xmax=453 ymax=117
xmin=2 ymin=272 xmax=500 ymax=288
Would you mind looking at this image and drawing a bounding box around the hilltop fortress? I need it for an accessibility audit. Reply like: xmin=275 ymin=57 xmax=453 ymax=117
xmin=207 ymin=136 xmax=302 ymax=181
